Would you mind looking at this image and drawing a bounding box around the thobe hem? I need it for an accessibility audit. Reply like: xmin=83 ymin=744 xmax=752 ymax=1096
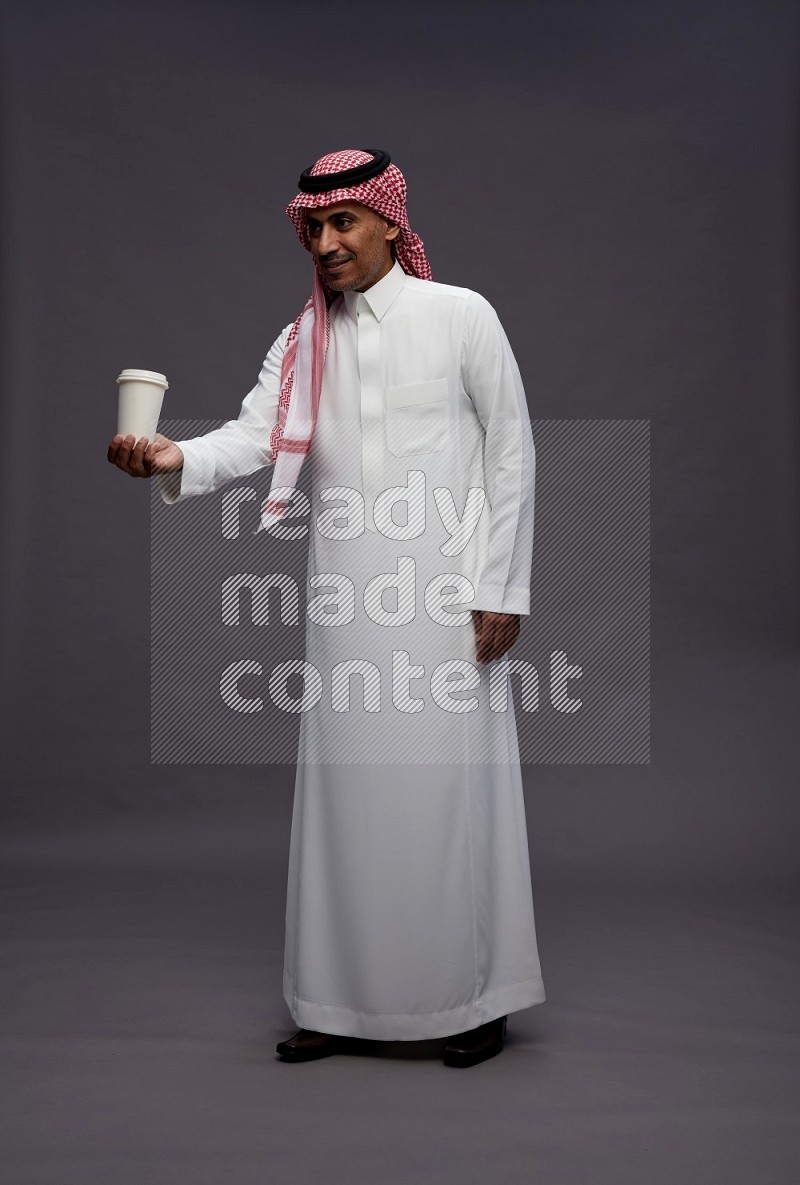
xmin=283 ymin=970 xmax=545 ymax=1041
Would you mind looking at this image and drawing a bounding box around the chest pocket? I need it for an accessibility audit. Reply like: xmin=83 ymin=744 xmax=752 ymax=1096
xmin=384 ymin=378 xmax=450 ymax=457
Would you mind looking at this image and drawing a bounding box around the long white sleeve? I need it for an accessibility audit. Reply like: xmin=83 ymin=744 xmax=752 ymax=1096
xmin=460 ymin=292 xmax=535 ymax=616
xmin=156 ymin=323 xmax=293 ymax=506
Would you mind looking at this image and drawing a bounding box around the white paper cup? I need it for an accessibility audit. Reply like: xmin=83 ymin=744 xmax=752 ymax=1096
xmin=116 ymin=369 xmax=169 ymax=440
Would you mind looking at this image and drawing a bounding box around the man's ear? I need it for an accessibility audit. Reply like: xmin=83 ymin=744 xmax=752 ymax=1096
xmin=385 ymin=222 xmax=400 ymax=241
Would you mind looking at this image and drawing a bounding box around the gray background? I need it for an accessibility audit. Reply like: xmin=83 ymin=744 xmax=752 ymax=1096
xmin=1 ymin=1 xmax=798 ymax=1182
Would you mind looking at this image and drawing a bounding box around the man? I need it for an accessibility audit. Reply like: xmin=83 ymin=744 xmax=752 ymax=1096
xmin=108 ymin=148 xmax=545 ymax=1068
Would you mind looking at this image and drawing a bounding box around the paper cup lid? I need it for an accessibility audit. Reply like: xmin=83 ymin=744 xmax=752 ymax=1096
xmin=116 ymin=368 xmax=169 ymax=389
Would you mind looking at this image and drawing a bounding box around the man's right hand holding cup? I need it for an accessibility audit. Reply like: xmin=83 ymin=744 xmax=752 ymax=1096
xmin=107 ymin=433 xmax=184 ymax=478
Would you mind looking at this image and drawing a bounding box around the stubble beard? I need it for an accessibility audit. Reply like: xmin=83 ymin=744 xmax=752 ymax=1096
xmin=323 ymin=255 xmax=381 ymax=293
xmin=319 ymin=227 xmax=391 ymax=293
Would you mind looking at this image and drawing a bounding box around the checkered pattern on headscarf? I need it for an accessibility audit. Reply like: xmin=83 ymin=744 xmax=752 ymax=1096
xmin=286 ymin=149 xmax=433 ymax=285
xmin=258 ymin=150 xmax=431 ymax=529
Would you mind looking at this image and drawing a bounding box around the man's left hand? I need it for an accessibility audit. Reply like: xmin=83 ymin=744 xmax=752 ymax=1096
xmin=471 ymin=610 xmax=520 ymax=664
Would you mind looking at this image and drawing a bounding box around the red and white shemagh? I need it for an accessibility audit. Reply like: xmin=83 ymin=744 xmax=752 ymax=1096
xmin=258 ymin=150 xmax=432 ymax=529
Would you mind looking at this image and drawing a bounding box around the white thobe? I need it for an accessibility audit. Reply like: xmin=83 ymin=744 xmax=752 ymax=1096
xmin=159 ymin=261 xmax=545 ymax=1039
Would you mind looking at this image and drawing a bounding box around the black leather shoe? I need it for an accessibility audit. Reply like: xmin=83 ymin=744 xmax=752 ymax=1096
xmin=276 ymin=1028 xmax=342 ymax=1062
xmin=442 ymin=1015 xmax=508 ymax=1067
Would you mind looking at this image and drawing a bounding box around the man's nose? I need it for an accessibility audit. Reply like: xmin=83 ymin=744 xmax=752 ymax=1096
xmin=317 ymin=223 xmax=341 ymax=257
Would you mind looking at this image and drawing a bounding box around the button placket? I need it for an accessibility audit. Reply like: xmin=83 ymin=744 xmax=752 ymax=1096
xmin=356 ymin=295 xmax=383 ymax=534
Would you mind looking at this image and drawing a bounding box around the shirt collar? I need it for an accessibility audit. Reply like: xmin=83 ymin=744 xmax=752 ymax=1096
xmin=342 ymin=260 xmax=407 ymax=323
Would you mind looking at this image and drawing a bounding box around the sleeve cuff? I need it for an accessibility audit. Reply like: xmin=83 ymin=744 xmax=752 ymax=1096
xmin=471 ymin=583 xmax=531 ymax=616
xmin=155 ymin=438 xmax=216 ymax=505
xmin=155 ymin=470 xmax=183 ymax=505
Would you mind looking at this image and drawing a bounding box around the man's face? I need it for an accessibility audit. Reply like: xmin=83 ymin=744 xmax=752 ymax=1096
xmin=306 ymin=200 xmax=399 ymax=292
